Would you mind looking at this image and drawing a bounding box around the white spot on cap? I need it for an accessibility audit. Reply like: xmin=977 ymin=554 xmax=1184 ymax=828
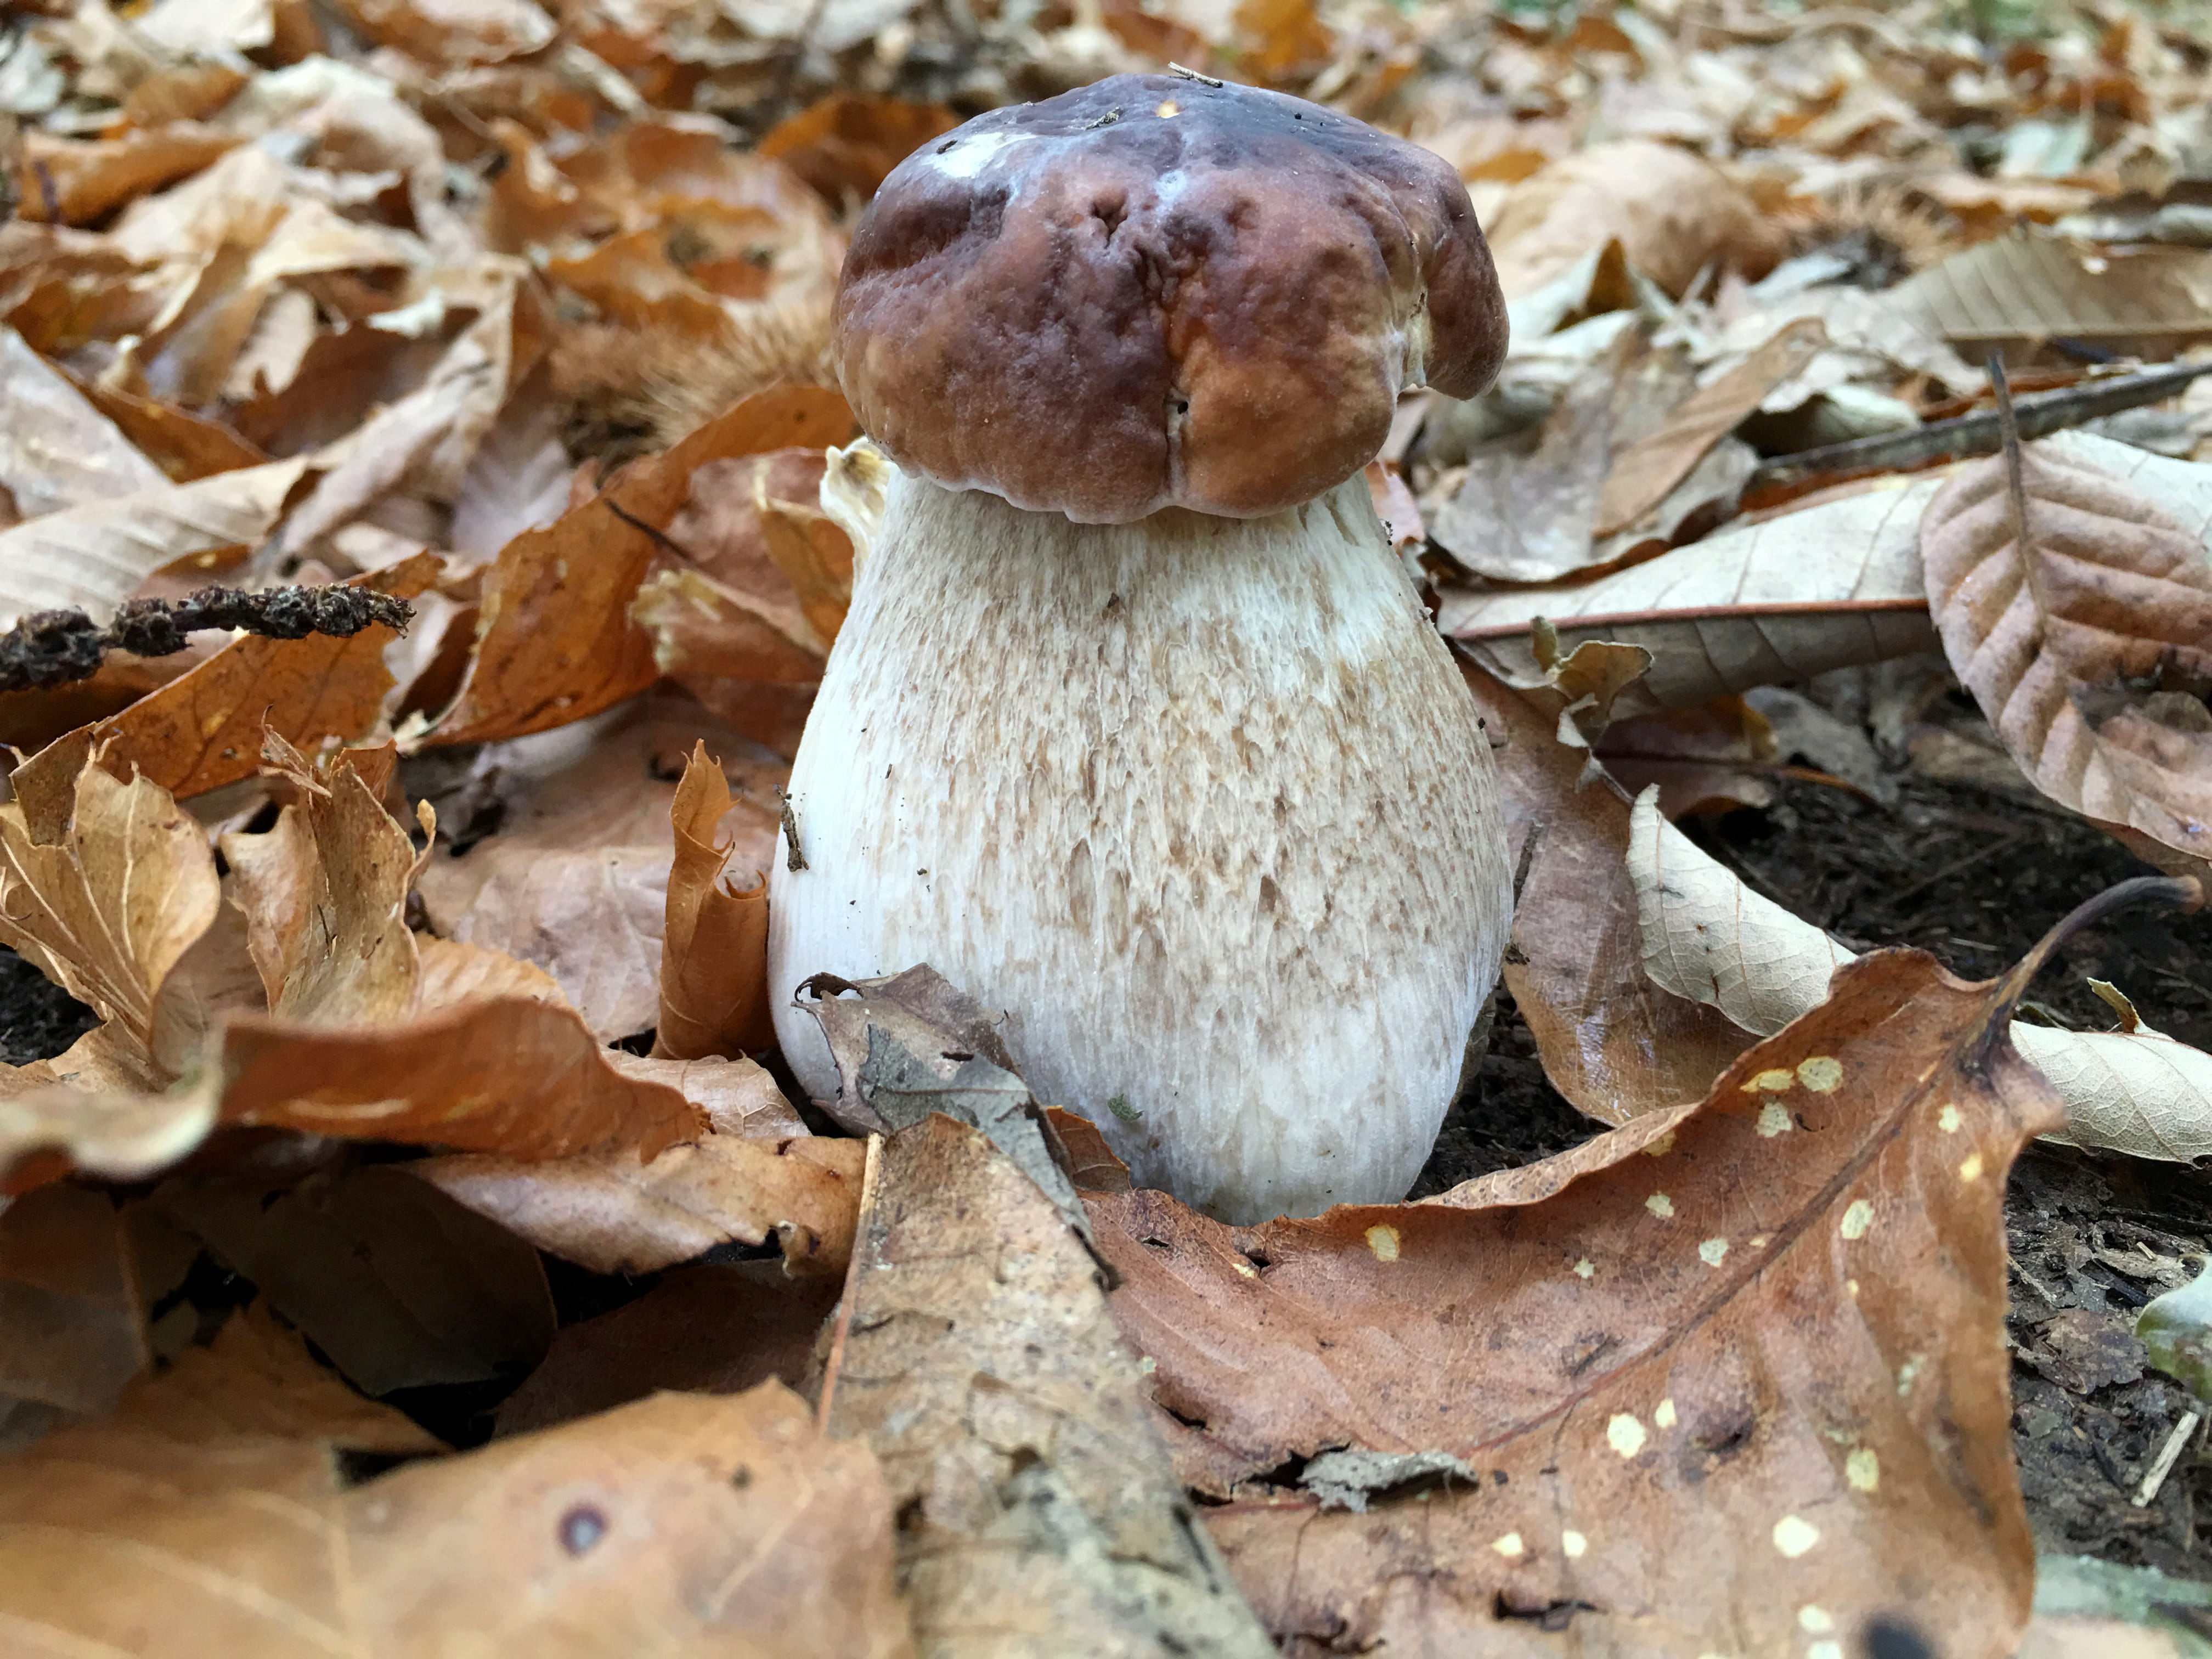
xmin=1938 ymin=1103 xmax=1962 ymax=1133
xmin=1491 ymin=1531 xmax=1524 ymax=1558
xmin=1799 ymin=1606 xmax=1835 ymax=1633
xmin=1655 ymin=1398 xmax=1677 ymax=1429
xmin=1959 ymin=1152 xmax=1984 ymax=1183
xmin=1772 ymin=1514 xmax=1820 ymax=1558
xmin=1798 ymin=1056 xmax=1843 ymax=1092
xmin=1756 ymin=1101 xmax=1794 ymax=1137
xmin=1646 ymin=1193 xmax=1675 ymax=1220
xmin=926 ymin=128 xmax=1023 ymax=181
xmin=1573 ymin=1257 xmax=1594 ymax=1279
xmin=1155 ymin=99 xmax=1180 ymax=117
xmin=1840 ymin=1199 xmax=1874 ymax=1240
xmin=1607 ymin=1413 xmax=1647 ymax=1458
xmin=1846 ymin=1447 xmax=1879 ymax=1491
xmin=1699 ymin=1237 xmax=1729 ymax=1266
xmin=1365 ymin=1224 xmax=1400 ymax=1262
xmin=1562 ymin=1530 xmax=1587 ymax=1559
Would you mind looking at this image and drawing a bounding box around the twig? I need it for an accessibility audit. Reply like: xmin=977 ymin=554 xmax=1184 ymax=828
xmin=1747 ymin=359 xmax=2212 ymax=491
xmin=2134 ymin=1410 xmax=2201 ymax=1507
xmin=1882 ymin=828 xmax=2030 ymax=908
xmin=0 ymin=585 xmax=414 ymax=693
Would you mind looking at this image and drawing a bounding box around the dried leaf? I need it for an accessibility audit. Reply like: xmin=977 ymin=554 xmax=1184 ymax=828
xmin=13 ymin=123 xmax=240 ymax=227
xmin=1593 ymin=316 xmax=1827 ymax=538
xmin=70 ymin=375 xmax=271 ymax=483
xmin=10 ymin=552 xmax=438 ymax=806
xmin=1096 ymin=940 xmax=2072 ymax=1655
xmin=1465 ymin=664 xmax=1753 ymax=1126
xmin=0 ymin=1382 xmax=915 ymax=1659
xmin=1630 ymin=788 xmax=2212 ymax=1160
xmin=1921 ymin=430 xmax=2212 ymax=877
xmin=0 ymin=326 xmax=165 ymax=517
xmin=654 ymin=741 xmax=772 ymax=1059
xmin=427 ymin=385 xmax=854 ymax=747
xmin=1483 ymin=140 xmax=1780 ymax=298
xmin=416 ymin=701 xmax=782 ymax=1042
xmin=823 ymin=1114 xmax=1274 ymax=1658
xmin=1596 ymin=696 xmax=1781 ymax=817
xmin=1893 ymin=228 xmax=2212 ymax=351
xmin=1431 ymin=326 xmax=1696 ymax=582
xmin=1442 ymin=472 xmax=1946 ymax=709
xmin=157 ymin=1164 xmax=555 ymax=1396
xmin=494 ymin=1262 xmax=842 ymax=1438
xmin=413 ymin=1080 xmax=863 ymax=1277
xmin=217 ymin=994 xmax=704 ymax=1160
xmin=123 ymin=1299 xmax=442 ymax=1454
xmin=329 ymin=0 xmax=554 ymax=65
xmin=0 ymin=760 xmax=221 ymax=1077
xmin=0 ymin=456 xmax=313 ymax=631
xmin=757 ymin=94 xmax=960 ymax=204
xmin=0 ymin=1183 xmax=145 ymax=1418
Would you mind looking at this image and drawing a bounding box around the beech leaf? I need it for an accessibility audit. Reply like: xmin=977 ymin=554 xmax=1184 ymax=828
xmin=1920 ymin=429 xmax=2212 ymax=877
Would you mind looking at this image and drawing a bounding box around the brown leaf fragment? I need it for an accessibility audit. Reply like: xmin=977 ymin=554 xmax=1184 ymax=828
xmin=1092 ymin=943 xmax=2073 ymax=1657
xmin=758 ymin=94 xmax=961 ymax=206
xmin=217 ymin=993 xmax=705 ymax=1161
xmin=0 ymin=758 xmax=221 ymax=1075
xmin=157 ymin=1164 xmax=555 ymax=1397
xmin=10 ymin=551 xmax=439 ymax=805
xmin=221 ymin=735 xmax=419 ymax=1026
xmin=0 ymin=1183 xmax=145 ymax=1419
xmin=654 ymin=740 xmax=772 ymax=1059
xmin=822 ymin=1113 xmax=1274 ymax=1659
xmin=1464 ymin=663 xmax=1752 ymax=1125
xmin=70 ymin=374 xmax=269 ymax=482
xmin=1921 ymin=435 xmax=2212 ymax=877
xmin=13 ymin=123 xmax=240 ymax=227
xmin=0 ymin=1382 xmax=915 ymax=1659
xmin=123 ymin=1299 xmax=443 ymax=1454
xmin=411 ymin=1057 xmax=857 ymax=1277
xmin=1893 ymin=228 xmax=2212 ymax=354
xmin=429 ymin=385 xmax=855 ymax=747
xmin=495 ymin=1262 xmax=842 ymax=1438
xmin=1593 ymin=317 xmax=1827 ymax=538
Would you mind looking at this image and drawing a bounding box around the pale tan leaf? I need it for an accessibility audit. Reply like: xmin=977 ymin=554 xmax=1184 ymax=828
xmin=331 ymin=0 xmax=556 ymax=66
xmin=0 ymin=456 xmax=312 ymax=631
xmin=0 ymin=326 xmax=165 ymax=518
xmin=1892 ymin=227 xmax=2212 ymax=351
xmin=0 ymin=763 xmax=221 ymax=1067
xmin=0 ymin=1383 xmax=915 ymax=1659
xmin=413 ymin=1113 xmax=863 ymax=1277
xmin=1629 ymin=786 xmax=1851 ymax=1039
xmin=1482 ymin=139 xmax=1780 ymax=298
xmin=1921 ymin=431 xmax=2212 ymax=876
xmin=653 ymin=741 xmax=772 ymax=1060
xmin=1593 ymin=315 xmax=1827 ymax=538
xmin=1442 ymin=471 xmax=1947 ymax=708
xmin=1629 ymin=789 xmax=2212 ymax=1158
xmin=221 ymin=739 xmax=420 ymax=1026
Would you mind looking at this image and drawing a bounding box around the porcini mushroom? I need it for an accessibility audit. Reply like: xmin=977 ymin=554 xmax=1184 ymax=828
xmin=769 ymin=72 xmax=1512 ymax=1223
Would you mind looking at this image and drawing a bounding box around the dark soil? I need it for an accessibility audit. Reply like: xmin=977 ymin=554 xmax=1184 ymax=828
xmin=1418 ymin=770 xmax=2212 ymax=1581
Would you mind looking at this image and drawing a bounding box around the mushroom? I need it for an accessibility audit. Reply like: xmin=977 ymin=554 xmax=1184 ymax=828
xmin=769 ymin=72 xmax=1512 ymax=1224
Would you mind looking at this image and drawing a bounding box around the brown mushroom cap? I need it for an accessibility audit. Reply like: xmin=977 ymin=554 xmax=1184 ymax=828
xmin=833 ymin=74 xmax=1507 ymax=523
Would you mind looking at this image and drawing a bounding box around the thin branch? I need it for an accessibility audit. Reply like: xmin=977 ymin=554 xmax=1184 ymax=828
xmin=0 ymin=584 xmax=414 ymax=694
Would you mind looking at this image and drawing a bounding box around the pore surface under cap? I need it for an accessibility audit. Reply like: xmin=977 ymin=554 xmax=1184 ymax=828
xmin=834 ymin=74 xmax=1508 ymax=522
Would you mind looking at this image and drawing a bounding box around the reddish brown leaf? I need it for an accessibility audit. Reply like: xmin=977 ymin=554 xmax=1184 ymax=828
xmin=1465 ymin=662 xmax=1752 ymax=1125
xmin=428 ymin=385 xmax=855 ymax=747
xmin=758 ymin=95 xmax=961 ymax=205
xmin=654 ymin=740 xmax=772 ymax=1060
xmin=1093 ymin=943 xmax=2073 ymax=1656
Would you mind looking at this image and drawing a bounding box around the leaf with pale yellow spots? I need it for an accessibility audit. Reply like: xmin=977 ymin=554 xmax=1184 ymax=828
xmin=1090 ymin=935 xmax=2083 ymax=1657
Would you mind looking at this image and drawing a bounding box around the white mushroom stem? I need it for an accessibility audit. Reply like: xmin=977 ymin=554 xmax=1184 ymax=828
xmin=769 ymin=467 xmax=1511 ymax=1223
